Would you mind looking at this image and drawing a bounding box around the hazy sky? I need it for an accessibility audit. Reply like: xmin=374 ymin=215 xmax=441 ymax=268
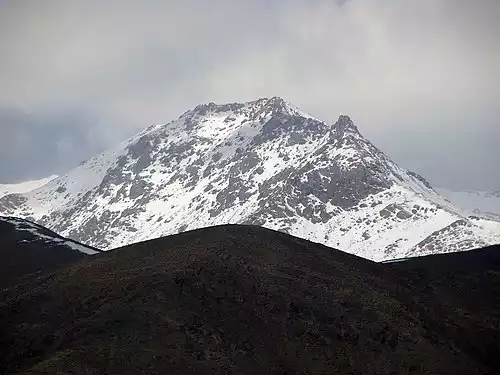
xmin=0 ymin=0 xmax=499 ymax=190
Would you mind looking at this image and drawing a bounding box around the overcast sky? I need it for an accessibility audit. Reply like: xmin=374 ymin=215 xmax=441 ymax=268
xmin=0 ymin=0 xmax=499 ymax=190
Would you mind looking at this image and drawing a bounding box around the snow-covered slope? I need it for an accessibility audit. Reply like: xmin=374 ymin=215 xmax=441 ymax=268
xmin=1 ymin=97 xmax=498 ymax=261
xmin=435 ymin=188 xmax=500 ymax=220
xmin=0 ymin=175 xmax=58 ymax=198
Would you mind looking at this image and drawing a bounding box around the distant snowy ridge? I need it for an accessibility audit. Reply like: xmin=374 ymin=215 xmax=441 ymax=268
xmin=1 ymin=97 xmax=499 ymax=261
xmin=0 ymin=175 xmax=58 ymax=198
xmin=435 ymin=188 xmax=500 ymax=220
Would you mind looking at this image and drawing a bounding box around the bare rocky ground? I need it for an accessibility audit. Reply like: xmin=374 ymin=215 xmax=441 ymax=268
xmin=1 ymin=224 xmax=499 ymax=374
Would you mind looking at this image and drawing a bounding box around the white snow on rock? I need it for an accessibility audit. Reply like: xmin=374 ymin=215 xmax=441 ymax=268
xmin=0 ymin=175 xmax=58 ymax=198
xmin=0 ymin=97 xmax=498 ymax=261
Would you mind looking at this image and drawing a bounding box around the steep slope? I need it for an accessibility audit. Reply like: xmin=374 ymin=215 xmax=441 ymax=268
xmin=1 ymin=97 xmax=498 ymax=261
xmin=0 ymin=175 xmax=57 ymax=198
xmin=0 ymin=216 xmax=100 ymax=287
xmin=1 ymin=225 xmax=498 ymax=374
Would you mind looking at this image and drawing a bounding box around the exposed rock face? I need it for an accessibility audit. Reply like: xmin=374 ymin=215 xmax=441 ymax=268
xmin=1 ymin=97 xmax=499 ymax=261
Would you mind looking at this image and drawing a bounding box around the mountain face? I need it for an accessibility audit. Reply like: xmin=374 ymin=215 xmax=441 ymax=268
xmin=0 ymin=97 xmax=498 ymax=261
xmin=0 ymin=216 xmax=99 ymax=287
xmin=1 ymin=225 xmax=499 ymax=374
xmin=0 ymin=175 xmax=57 ymax=199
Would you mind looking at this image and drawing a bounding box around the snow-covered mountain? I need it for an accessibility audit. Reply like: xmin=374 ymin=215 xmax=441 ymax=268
xmin=0 ymin=97 xmax=498 ymax=261
xmin=435 ymin=188 xmax=500 ymax=221
xmin=0 ymin=175 xmax=57 ymax=198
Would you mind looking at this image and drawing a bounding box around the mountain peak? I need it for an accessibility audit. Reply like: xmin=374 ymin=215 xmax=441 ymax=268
xmin=331 ymin=114 xmax=361 ymax=140
xmin=189 ymin=97 xmax=285 ymax=118
xmin=182 ymin=97 xmax=321 ymax=132
xmin=335 ymin=114 xmax=358 ymax=130
xmin=262 ymin=96 xmax=286 ymax=107
xmin=3 ymin=97 xmax=499 ymax=261
xmin=248 ymin=96 xmax=286 ymax=105
xmin=257 ymin=96 xmax=300 ymax=117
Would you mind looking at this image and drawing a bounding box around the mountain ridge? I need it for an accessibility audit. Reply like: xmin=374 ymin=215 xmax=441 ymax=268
xmin=1 ymin=225 xmax=499 ymax=374
xmin=0 ymin=175 xmax=57 ymax=199
xmin=436 ymin=187 xmax=500 ymax=220
xmin=0 ymin=97 xmax=498 ymax=260
xmin=0 ymin=215 xmax=100 ymax=287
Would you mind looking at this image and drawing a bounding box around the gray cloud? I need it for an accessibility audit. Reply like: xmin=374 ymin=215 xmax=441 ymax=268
xmin=0 ymin=0 xmax=499 ymax=189
xmin=0 ymin=106 xmax=110 ymax=181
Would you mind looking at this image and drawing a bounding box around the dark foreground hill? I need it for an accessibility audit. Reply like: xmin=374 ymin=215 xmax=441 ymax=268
xmin=1 ymin=225 xmax=499 ymax=374
xmin=0 ymin=216 xmax=100 ymax=288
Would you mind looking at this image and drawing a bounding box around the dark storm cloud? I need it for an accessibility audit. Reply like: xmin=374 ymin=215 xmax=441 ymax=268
xmin=0 ymin=0 xmax=499 ymax=189
xmin=0 ymin=107 xmax=108 ymax=182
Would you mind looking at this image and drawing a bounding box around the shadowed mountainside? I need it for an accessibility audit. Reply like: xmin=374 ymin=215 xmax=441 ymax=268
xmin=0 ymin=216 xmax=100 ymax=288
xmin=1 ymin=225 xmax=499 ymax=374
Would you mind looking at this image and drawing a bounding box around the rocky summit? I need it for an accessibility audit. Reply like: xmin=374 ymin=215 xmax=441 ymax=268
xmin=1 ymin=97 xmax=499 ymax=261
